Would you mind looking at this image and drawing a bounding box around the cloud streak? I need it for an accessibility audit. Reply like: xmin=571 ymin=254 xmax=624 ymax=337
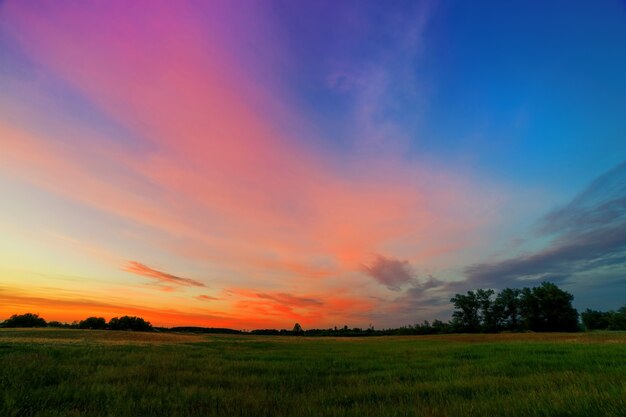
xmin=227 ymin=288 xmax=375 ymax=327
xmin=196 ymin=295 xmax=220 ymax=301
xmin=124 ymin=261 xmax=205 ymax=288
xmin=465 ymin=160 xmax=626 ymax=289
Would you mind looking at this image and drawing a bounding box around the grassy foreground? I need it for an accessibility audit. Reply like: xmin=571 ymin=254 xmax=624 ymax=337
xmin=0 ymin=330 xmax=624 ymax=417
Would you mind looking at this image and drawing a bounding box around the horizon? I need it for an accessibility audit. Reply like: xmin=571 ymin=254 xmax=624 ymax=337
xmin=1 ymin=1 xmax=626 ymax=329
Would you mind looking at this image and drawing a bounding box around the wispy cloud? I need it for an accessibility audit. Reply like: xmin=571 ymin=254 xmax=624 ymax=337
xmin=254 ymin=292 xmax=324 ymax=306
xmin=465 ymin=160 xmax=626 ymax=289
xmin=363 ymin=275 xmax=452 ymax=326
xmin=226 ymin=288 xmax=375 ymax=327
xmin=124 ymin=261 xmax=205 ymax=288
xmin=539 ymin=160 xmax=626 ymax=236
xmin=228 ymin=289 xmax=323 ymax=307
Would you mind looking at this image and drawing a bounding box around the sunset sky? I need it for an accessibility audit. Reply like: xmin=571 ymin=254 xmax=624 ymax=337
xmin=1 ymin=1 xmax=625 ymax=329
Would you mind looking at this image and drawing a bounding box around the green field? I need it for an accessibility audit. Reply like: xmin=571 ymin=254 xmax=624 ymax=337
xmin=0 ymin=329 xmax=624 ymax=416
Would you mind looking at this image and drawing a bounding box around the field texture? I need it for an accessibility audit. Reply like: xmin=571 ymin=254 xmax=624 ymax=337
xmin=0 ymin=329 xmax=624 ymax=417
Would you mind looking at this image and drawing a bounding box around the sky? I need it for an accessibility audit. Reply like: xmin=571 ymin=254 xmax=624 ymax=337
xmin=1 ymin=0 xmax=625 ymax=329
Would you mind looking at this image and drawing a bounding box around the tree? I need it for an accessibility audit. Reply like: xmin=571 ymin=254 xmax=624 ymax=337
xmin=582 ymin=306 xmax=626 ymax=331
xmin=609 ymin=306 xmax=626 ymax=330
xmin=519 ymin=287 xmax=540 ymax=330
xmin=2 ymin=313 xmax=47 ymax=328
xmin=494 ymin=288 xmax=522 ymax=331
xmin=475 ymin=288 xmax=497 ymax=332
xmin=451 ymin=289 xmax=498 ymax=332
xmin=520 ymin=282 xmax=578 ymax=332
xmin=292 ymin=323 xmax=304 ymax=335
xmin=107 ymin=316 xmax=153 ymax=331
xmin=450 ymin=291 xmax=482 ymax=332
xmin=450 ymin=283 xmax=578 ymax=333
xmin=47 ymin=321 xmax=70 ymax=328
xmin=79 ymin=317 xmax=107 ymax=330
xmin=431 ymin=319 xmax=451 ymax=334
xmin=581 ymin=309 xmax=611 ymax=330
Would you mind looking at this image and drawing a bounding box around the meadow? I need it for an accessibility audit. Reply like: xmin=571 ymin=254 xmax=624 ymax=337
xmin=0 ymin=329 xmax=624 ymax=417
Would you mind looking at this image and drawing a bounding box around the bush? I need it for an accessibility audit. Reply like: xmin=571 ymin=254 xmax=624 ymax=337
xmin=78 ymin=317 xmax=107 ymax=330
xmin=2 ymin=313 xmax=47 ymax=328
xmin=582 ymin=306 xmax=626 ymax=331
xmin=108 ymin=316 xmax=153 ymax=331
xmin=47 ymin=321 xmax=71 ymax=328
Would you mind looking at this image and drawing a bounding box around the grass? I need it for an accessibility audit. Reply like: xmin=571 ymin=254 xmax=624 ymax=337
xmin=0 ymin=329 xmax=624 ymax=416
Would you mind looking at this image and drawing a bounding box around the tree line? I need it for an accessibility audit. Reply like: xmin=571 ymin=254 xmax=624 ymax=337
xmin=449 ymin=282 xmax=580 ymax=332
xmin=2 ymin=282 xmax=624 ymax=334
xmin=581 ymin=307 xmax=626 ymax=331
xmin=0 ymin=313 xmax=153 ymax=331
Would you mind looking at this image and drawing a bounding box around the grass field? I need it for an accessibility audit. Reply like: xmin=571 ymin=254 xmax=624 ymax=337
xmin=0 ymin=329 xmax=624 ymax=416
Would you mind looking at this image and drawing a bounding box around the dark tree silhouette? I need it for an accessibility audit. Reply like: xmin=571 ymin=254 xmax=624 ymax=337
xmin=451 ymin=289 xmax=498 ymax=332
xmin=450 ymin=291 xmax=482 ymax=332
xmin=521 ymin=282 xmax=578 ymax=332
xmin=292 ymin=323 xmax=304 ymax=335
xmin=78 ymin=317 xmax=107 ymax=330
xmin=2 ymin=313 xmax=47 ymax=328
xmin=47 ymin=321 xmax=70 ymax=328
xmin=476 ymin=289 xmax=497 ymax=332
xmin=613 ymin=306 xmax=626 ymax=330
xmin=107 ymin=316 xmax=153 ymax=331
xmin=582 ymin=306 xmax=626 ymax=330
xmin=494 ymin=288 xmax=522 ymax=331
xmin=451 ymin=282 xmax=579 ymax=333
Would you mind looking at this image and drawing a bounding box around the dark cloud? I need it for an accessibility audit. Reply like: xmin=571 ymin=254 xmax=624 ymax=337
xmin=196 ymin=295 xmax=220 ymax=301
xmin=124 ymin=261 xmax=205 ymax=288
xmin=465 ymin=160 xmax=626 ymax=289
xmin=400 ymin=275 xmax=450 ymax=306
xmin=365 ymin=275 xmax=453 ymax=326
xmin=362 ymin=255 xmax=416 ymax=291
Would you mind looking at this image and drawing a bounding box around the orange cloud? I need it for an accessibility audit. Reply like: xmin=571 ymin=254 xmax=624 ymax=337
xmin=228 ymin=289 xmax=323 ymax=306
xmin=227 ymin=288 xmax=377 ymax=327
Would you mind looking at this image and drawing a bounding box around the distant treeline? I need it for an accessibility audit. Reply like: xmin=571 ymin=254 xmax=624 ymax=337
xmin=163 ymin=327 xmax=242 ymax=334
xmin=581 ymin=307 xmax=626 ymax=331
xmin=0 ymin=314 xmax=153 ymax=332
xmin=2 ymin=282 xmax=624 ymax=334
